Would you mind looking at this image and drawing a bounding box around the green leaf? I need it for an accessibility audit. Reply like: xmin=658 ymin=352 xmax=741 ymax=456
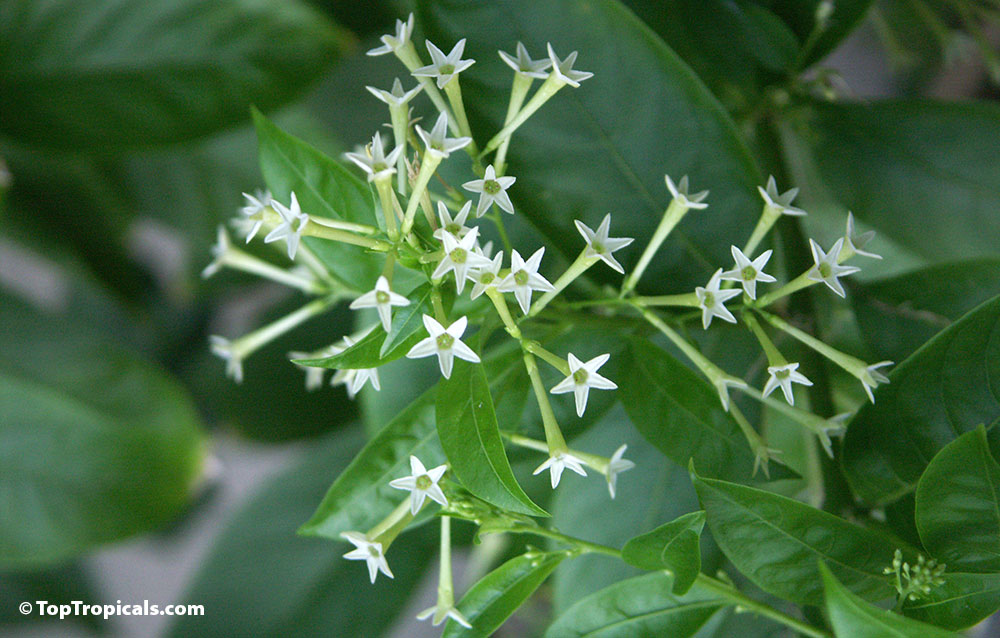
xmin=0 ymin=296 xmax=205 ymax=568
xmin=852 ymin=259 xmax=1000 ymax=363
xmin=763 ymin=0 xmax=875 ymax=66
xmin=166 ymin=427 xmax=436 ymax=638
xmin=0 ymin=0 xmax=342 ymax=150
xmin=903 ymin=572 xmax=1000 ymax=630
xmin=915 ymin=426 xmax=1000 ymax=573
xmin=841 ymin=295 xmax=1000 ymax=506
xmin=442 ymin=551 xmax=566 ymax=638
xmin=819 ymin=562 xmax=960 ymax=638
xmin=298 ymin=390 xmax=446 ymax=540
xmin=252 ymin=109 xmax=382 ymax=287
xmin=437 ymin=360 xmax=547 ymax=517
xmin=545 ymin=572 xmax=724 ymax=638
xmin=0 ymin=564 xmax=101 ymax=631
xmin=417 ymin=0 xmax=762 ymax=291
xmin=621 ymin=511 xmax=705 ymax=595
xmin=692 ymin=469 xmax=906 ymax=606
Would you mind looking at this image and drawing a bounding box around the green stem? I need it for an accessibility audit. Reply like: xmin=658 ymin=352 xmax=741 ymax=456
xmin=522 ymin=351 xmax=567 ymax=454
xmin=218 ymin=248 xmax=325 ymax=293
xmin=694 ymin=575 xmax=832 ymax=638
xmin=438 ymin=516 xmax=455 ymax=603
xmin=369 ymin=497 xmax=415 ymax=549
xmin=486 ymin=287 xmax=521 ymax=339
xmin=402 ymin=154 xmax=442 ymax=235
xmin=431 ymin=286 xmax=448 ymax=324
xmin=304 ymin=220 xmax=391 ymax=251
xmin=528 ymin=251 xmax=595 ymax=318
xmin=621 ymin=199 xmax=689 ymax=295
xmin=374 ymin=177 xmax=399 ymax=240
xmin=481 ymin=75 xmax=566 ymax=156
xmin=443 ymin=79 xmax=479 ymax=158
xmin=523 ymin=341 xmax=571 ymax=376
xmin=507 ymin=525 xmax=620 ymax=558
xmin=753 ymin=270 xmax=815 ymax=308
xmin=742 ymin=205 xmax=782 ymax=257
xmin=742 ymin=312 xmax=786 ymax=367
xmin=634 ymin=293 xmax=700 ymax=308
xmin=488 ymin=210 xmax=514 ymax=254
xmin=495 ymin=73 xmax=533 ymax=175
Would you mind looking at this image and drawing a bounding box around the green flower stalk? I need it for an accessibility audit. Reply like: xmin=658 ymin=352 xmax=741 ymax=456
xmin=742 ymin=176 xmax=806 ymax=257
xmin=494 ymin=42 xmax=553 ymax=174
xmin=417 ymin=516 xmax=472 ymax=628
xmin=202 ymin=226 xmax=325 ymax=294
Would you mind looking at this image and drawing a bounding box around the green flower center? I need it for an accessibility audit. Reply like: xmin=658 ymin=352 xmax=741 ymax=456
xmin=446 ymin=223 xmax=462 ymax=235
xmin=702 ymin=291 xmax=715 ymax=307
xmin=440 ymin=63 xmax=455 ymax=75
xmin=573 ymin=368 xmax=589 ymax=385
xmin=416 ymin=474 xmax=432 ymax=490
xmin=775 ymin=368 xmax=791 ymax=379
xmin=483 ymin=179 xmax=501 ymax=195
xmin=514 ymin=270 xmax=529 ymax=286
xmin=373 ymin=161 xmax=388 ymax=172
xmin=480 ymin=272 xmax=495 ymax=284
xmin=741 ymin=265 xmax=757 ymax=281
xmin=437 ymin=333 xmax=454 ymax=350
xmin=592 ymin=241 xmax=605 ymax=254
xmin=818 ymin=262 xmax=832 ymax=278
xmin=368 ymin=545 xmax=381 ymax=558
xmin=450 ymin=247 xmax=467 ymax=264
xmin=376 ymin=291 xmax=390 ymax=304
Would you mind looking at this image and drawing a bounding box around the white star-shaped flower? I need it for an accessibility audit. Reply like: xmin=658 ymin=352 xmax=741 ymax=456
xmin=758 ymin=175 xmax=806 ymax=216
xmin=696 ymin=269 xmax=743 ymax=329
xmin=265 ymin=192 xmax=309 ymax=260
xmin=462 ymin=164 xmax=516 ymax=217
xmin=344 ymin=132 xmax=403 ymax=183
xmin=405 ymin=315 xmax=480 ymax=379
xmin=550 ymin=353 xmax=617 ymax=417
xmin=209 ymin=336 xmax=243 ymax=383
xmin=498 ymin=42 xmax=552 ymax=79
xmin=236 ymin=189 xmax=272 ymax=242
xmin=665 ymin=175 xmax=709 ymax=209
xmin=807 ymin=238 xmax=861 ymax=297
xmin=860 ymin=361 xmax=892 ymax=403
xmin=288 ymin=351 xmax=328 ymax=391
xmin=329 ymin=336 xmax=381 ymax=398
xmin=605 ymin=444 xmax=636 ymax=499
xmin=202 ymin=225 xmax=232 ymax=278
xmin=388 ymin=455 xmax=449 ymax=514
xmin=574 ymin=214 xmax=634 ymax=274
xmin=844 ymin=212 xmax=882 ymax=260
xmin=350 ymin=276 xmax=410 ymax=333
xmin=341 ymin=531 xmax=394 ymax=584
xmin=416 ymin=112 xmax=472 ymax=161
xmin=367 ymin=13 xmax=414 ymax=57
xmin=412 ymin=39 xmax=475 ymax=89
xmin=366 ymin=77 xmax=423 ymax=107
xmin=763 ymin=362 xmax=813 ymax=405
xmin=469 ymin=250 xmax=504 ymax=300
xmin=416 ymin=602 xmax=472 ymax=629
xmin=432 ymin=227 xmax=493 ymax=294
xmin=533 ymin=452 xmax=587 ymax=489
xmin=432 ymin=200 xmax=473 ymax=241
xmin=546 ymin=43 xmax=593 ymax=87
xmin=496 ymin=248 xmax=554 ymax=314
xmin=720 ymin=246 xmax=776 ymax=300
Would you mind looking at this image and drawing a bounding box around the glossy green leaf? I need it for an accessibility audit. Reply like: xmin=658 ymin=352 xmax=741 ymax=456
xmin=437 ymin=361 xmax=547 ymax=517
xmin=622 ymin=511 xmax=705 ymax=595
xmin=763 ymin=0 xmax=875 ymax=66
xmin=841 ymin=295 xmax=1000 ymax=506
xmin=819 ymin=562 xmax=960 ymax=638
xmin=417 ymin=0 xmax=762 ymax=291
xmin=166 ymin=427 xmax=436 ymax=638
xmin=915 ymin=426 xmax=1000 ymax=573
xmin=442 ymin=551 xmax=566 ymax=638
xmin=298 ymin=390 xmax=446 ymax=541
xmin=0 ymin=0 xmax=342 ymax=150
xmin=903 ymin=572 xmax=1000 ymax=630
xmin=0 ymin=296 xmax=205 ymax=569
xmin=545 ymin=572 xmax=724 ymax=638
xmin=693 ymin=469 xmax=906 ymax=606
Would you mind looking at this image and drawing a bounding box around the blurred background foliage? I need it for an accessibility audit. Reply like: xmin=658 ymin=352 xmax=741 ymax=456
xmin=0 ymin=0 xmax=998 ymax=636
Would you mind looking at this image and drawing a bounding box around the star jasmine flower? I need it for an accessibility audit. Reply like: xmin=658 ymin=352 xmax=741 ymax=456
xmin=807 ymin=238 xmax=861 ymax=297
xmin=574 ymin=214 xmax=634 ymax=273
xmin=412 ymin=39 xmax=475 ymax=89
xmin=497 ymin=248 xmax=555 ymax=314
xmin=499 ymin=42 xmax=552 ymax=79
xmin=546 ymin=43 xmax=593 ymax=87
xmin=366 ymin=77 xmax=423 ymax=107
xmin=469 ymin=250 xmax=504 ymax=300
xmin=265 ymin=192 xmax=309 ymax=260
xmin=202 ymin=225 xmax=233 ymax=278
xmin=350 ymin=276 xmax=411 ymax=333
xmin=763 ymin=363 xmax=813 ymax=405
xmin=720 ymin=246 xmax=777 ymax=299
xmin=758 ymin=175 xmax=806 ymax=216
xmin=696 ymin=269 xmax=743 ymax=329
xmin=843 ymin=212 xmax=882 ymax=260
xmin=605 ymin=444 xmax=636 ymax=499
xmin=860 ymin=361 xmax=893 ymax=403
xmin=432 ymin=200 xmax=473 ymax=241
xmin=237 ymin=189 xmax=272 ymax=242
xmin=329 ymin=336 xmax=381 ymax=398
xmin=366 ymin=13 xmax=414 ymax=57
xmin=209 ymin=336 xmax=244 ymax=383
xmin=432 ymin=227 xmax=493 ymax=294
xmin=417 ymin=603 xmax=472 ymax=629
xmin=406 ymin=315 xmax=480 ymax=379
xmin=416 ymin=112 xmax=472 ymax=160
xmin=550 ymin=353 xmax=618 ymax=417
xmin=389 ymin=455 xmax=449 ymax=514
xmin=462 ymin=164 xmax=516 ymax=217
xmin=665 ymin=175 xmax=709 ymax=209
xmin=341 ymin=531 xmax=394 ymax=584
xmin=288 ymin=351 xmax=329 ymax=391
xmin=533 ymin=452 xmax=587 ymax=489
xmin=344 ymin=132 xmax=403 ymax=183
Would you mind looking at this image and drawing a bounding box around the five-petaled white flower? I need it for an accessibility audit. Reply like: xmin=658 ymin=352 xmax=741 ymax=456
xmin=389 ymin=455 xmax=449 ymax=515
xmin=433 ymin=227 xmax=493 ymax=294
xmin=412 ymin=39 xmax=475 ymax=89
xmin=416 ymin=112 xmax=472 ymax=160
xmin=266 ymin=192 xmax=309 ymax=260
xmin=843 ymin=211 xmax=882 ymax=260
xmin=533 ymin=452 xmax=587 ymax=489
xmin=696 ymin=269 xmax=743 ymax=329
xmin=237 ymin=189 xmax=272 ymax=242
xmin=763 ymin=362 xmax=813 ymax=405
xmin=366 ymin=77 xmax=423 ymax=107
xmin=550 ymin=353 xmax=617 ymax=417
xmin=417 ymin=602 xmax=472 ymax=629
xmin=497 ymin=248 xmax=554 ymax=314
xmin=605 ymin=444 xmax=636 ymax=499
xmin=545 ymin=43 xmax=593 ymax=87
xmin=341 ymin=531 xmax=393 ymax=584
xmin=758 ymin=175 xmax=806 ymax=216
xmin=344 ymin=132 xmax=403 ymax=183
xmin=329 ymin=336 xmax=381 ymax=398
xmin=209 ymin=336 xmax=243 ymax=383
xmin=859 ymin=361 xmax=892 ymax=403
xmin=406 ymin=315 xmax=480 ymax=379
xmin=288 ymin=350 xmax=328 ymax=391
xmin=433 ymin=200 xmax=473 ymax=241
xmin=665 ymin=175 xmax=709 ymax=209
xmin=498 ymin=41 xmax=552 ymax=78
xmin=574 ymin=214 xmax=634 ymax=274
xmin=366 ymin=13 xmax=414 ymax=57
xmin=350 ymin=276 xmax=411 ymax=333
xmin=469 ymin=250 xmax=504 ymax=300
xmin=720 ymin=246 xmax=776 ymax=300
xmin=202 ymin=225 xmax=232 ymax=279
xmin=463 ymin=164 xmax=516 ymax=217
xmin=807 ymin=238 xmax=861 ymax=297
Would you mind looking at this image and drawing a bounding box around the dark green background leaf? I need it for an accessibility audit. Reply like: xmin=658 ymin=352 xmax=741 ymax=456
xmin=903 ymin=572 xmax=1000 ymax=630
xmin=622 ymin=511 xmax=705 ymax=594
